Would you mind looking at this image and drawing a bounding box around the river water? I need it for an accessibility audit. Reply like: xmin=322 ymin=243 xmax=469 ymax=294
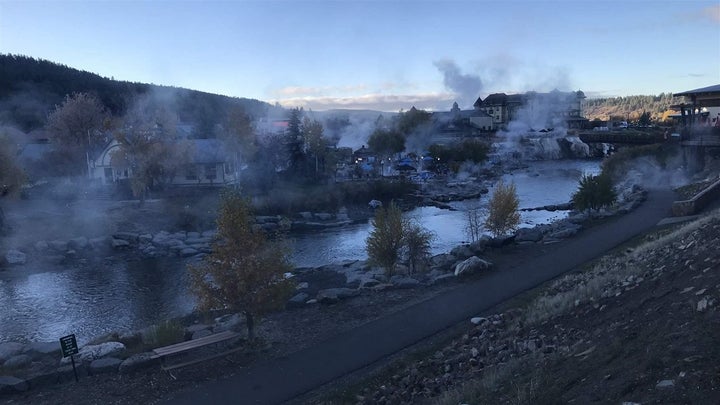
xmin=0 ymin=160 xmax=600 ymax=344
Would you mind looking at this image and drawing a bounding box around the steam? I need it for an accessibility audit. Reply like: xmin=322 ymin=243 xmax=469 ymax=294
xmin=433 ymin=60 xmax=483 ymax=109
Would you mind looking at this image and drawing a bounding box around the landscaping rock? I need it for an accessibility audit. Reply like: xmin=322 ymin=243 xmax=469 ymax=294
xmin=119 ymin=352 xmax=155 ymax=375
xmin=111 ymin=238 xmax=131 ymax=249
xmin=25 ymin=341 xmax=61 ymax=359
xmin=89 ymin=236 xmax=109 ymax=250
xmin=48 ymin=240 xmax=68 ymax=251
xmin=3 ymin=354 xmax=31 ymax=369
xmin=287 ymin=292 xmax=310 ymax=308
xmin=317 ymin=288 xmax=360 ymax=304
xmin=390 ymin=276 xmax=421 ymax=289
xmin=89 ymin=357 xmax=122 ymax=375
xmin=34 ymin=241 xmax=49 ymax=252
xmin=113 ymin=232 xmax=139 ymax=243
xmin=5 ymin=249 xmax=26 ymax=265
xmin=515 ymin=227 xmax=544 ymax=242
xmin=454 ymin=256 xmax=492 ymax=276
xmin=656 ymin=379 xmax=675 ymax=389
xmin=180 ymin=247 xmax=199 ymax=257
xmin=63 ymin=342 xmax=125 ymax=364
xmin=68 ymin=236 xmax=89 ymax=250
xmin=214 ymin=313 xmax=243 ymax=332
xmin=0 ymin=376 xmax=28 ymax=394
xmin=450 ymin=244 xmax=474 ymax=260
xmin=0 ymin=342 xmax=25 ymax=362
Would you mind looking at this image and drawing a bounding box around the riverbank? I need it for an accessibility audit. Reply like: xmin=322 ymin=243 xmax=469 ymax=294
xmin=0 ymin=175 xmax=651 ymax=401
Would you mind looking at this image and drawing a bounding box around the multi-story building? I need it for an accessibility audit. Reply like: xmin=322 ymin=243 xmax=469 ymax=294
xmin=473 ymin=90 xmax=587 ymax=130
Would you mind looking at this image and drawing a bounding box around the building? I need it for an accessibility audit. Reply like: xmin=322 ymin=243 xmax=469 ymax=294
xmin=91 ymin=138 xmax=238 ymax=187
xmin=473 ymin=89 xmax=587 ymax=130
xmin=672 ymin=84 xmax=720 ymax=129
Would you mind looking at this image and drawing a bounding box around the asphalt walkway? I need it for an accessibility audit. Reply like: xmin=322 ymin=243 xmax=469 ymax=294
xmin=165 ymin=188 xmax=676 ymax=404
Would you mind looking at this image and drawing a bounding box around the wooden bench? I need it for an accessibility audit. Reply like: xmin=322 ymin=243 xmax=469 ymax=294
xmin=151 ymin=330 xmax=242 ymax=377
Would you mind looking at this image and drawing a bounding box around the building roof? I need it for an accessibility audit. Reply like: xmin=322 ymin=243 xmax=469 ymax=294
xmin=480 ymin=93 xmax=508 ymax=106
xmin=674 ymin=84 xmax=720 ymax=97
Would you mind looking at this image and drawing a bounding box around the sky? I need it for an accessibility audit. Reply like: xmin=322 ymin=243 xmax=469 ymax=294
xmin=1 ymin=0 xmax=719 ymax=112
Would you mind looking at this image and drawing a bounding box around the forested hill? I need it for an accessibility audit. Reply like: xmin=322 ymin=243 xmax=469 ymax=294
xmin=583 ymin=93 xmax=683 ymax=122
xmin=0 ymin=54 xmax=276 ymax=132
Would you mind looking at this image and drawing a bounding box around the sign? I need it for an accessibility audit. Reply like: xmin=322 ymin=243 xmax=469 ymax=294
xmin=60 ymin=334 xmax=79 ymax=358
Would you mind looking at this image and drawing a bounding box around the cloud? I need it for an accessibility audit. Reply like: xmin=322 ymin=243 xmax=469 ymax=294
xmin=702 ymin=4 xmax=720 ymax=23
xmin=433 ymin=59 xmax=483 ymax=109
xmin=270 ymin=92 xmax=455 ymax=112
xmin=677 ymin=4 xmax=720 ymax=24
xmin=272 ymin=84 xmax=368 ymax=98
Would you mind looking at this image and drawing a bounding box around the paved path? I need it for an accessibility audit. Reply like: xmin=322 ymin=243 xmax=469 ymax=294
xmin=165 ymin=188 xmax=676 ymax=405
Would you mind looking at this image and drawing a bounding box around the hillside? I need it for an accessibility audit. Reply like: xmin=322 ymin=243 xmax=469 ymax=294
xmin=583 ymin=93 xmax=682 ymax=123
xmin=318 ymin=205 xmax=720 ymax=404
xmin=0 ymin=54 xmax=277 ymax=132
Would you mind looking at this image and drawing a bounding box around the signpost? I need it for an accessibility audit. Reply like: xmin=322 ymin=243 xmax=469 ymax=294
xmin=59 ymin=334 xmax=79 ymax=382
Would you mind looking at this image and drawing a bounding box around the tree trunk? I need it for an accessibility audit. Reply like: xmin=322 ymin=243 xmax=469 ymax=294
xmin=246 ymin=312 xmax=255 ymax=340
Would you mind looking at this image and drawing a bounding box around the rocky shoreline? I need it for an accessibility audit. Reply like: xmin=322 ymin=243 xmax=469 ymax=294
xmin=0 ymin=178 xmax=649 ymax=397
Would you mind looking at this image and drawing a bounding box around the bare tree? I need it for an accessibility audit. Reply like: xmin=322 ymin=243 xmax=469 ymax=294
xmin=189 ymin=190 xmax=294 ymax=340
xmin=112 ymin=99 xmax=187 ymax=204
xmin=465 ymin=207 xmax=484 ymax=243
xmin=46 ymin=92 xmax=109 ymax=176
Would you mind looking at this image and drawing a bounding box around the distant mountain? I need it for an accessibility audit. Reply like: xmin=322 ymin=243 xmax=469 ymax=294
xmin=0 ymin=54 xmax=279 ymax=132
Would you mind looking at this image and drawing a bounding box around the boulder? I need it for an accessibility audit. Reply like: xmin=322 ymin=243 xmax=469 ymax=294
xmin=139 ymin=234 xmax=153 ymax=244
xmin=186 ymin=231 xmax=201 ymax=239
xmin=317 ymin=288 xmax=359 ymax=304
xmin=450 ymin=244 xmax=474 ymax=260
xmin=486 ymin=235 xmax=515 ymax=247
xmin=287 ymin=292 xmax=310 ymax=308
xmin=89 ymin=357 xmax=122 ymax=375
xmin=89 ymin=236 xmax=109 ymax=250
xmin=295 ymin=282 xmax=309 ymax=290
xmin=0 ymin=376 xmax=28 ymax=394
xmin=201 ymin=230 xmax=217 ymax=238
xmin=3 ymin=354 xmax=31 ymax=369
xmin=180 ymin=247 xmax=199 ymax=257
xmin=119 ymin=352 xmax=155 ymax=375
xmin=0 ymin=342 xmax=25 ymax=362
xmin=549 ymin=227 xmax=579 ymax=239
xmin=25 ymin=341 xmax=61 ymax=359
xmin=34 ymin=241 xmax=49 ymax=252
xmin=48 ymin=240 xmax=68 ymax=251
xmin=299 ymin=212 xmax=313 ymax=220
xmin=113 ymin=232 xmax=139 ymax=243
xmin=214 ymin=313 xmax=243 ymax=333
xmin=111 ymin=238 xmax=131 ymax=249
xmin=430 ymin=253 xmax=455 ymax=270
xmin=5 ymin=249 xmax=26 ymax=265
xmin=454 ymin=256 xmax=492 ymax=276
xmin=62 ymin=342 xmax=125 ymax=364
xmin=390 ymin=276 xmax=420 ymax=289
xmin=67 ymin=237 xmax=89 ymax=250
xmin=314 ymin=213 xmax=333 ymax=221
xmin=515 ymin=227 xmax=543 ymax=243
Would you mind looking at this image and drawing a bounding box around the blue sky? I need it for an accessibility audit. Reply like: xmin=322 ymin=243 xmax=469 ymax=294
xmin=1 ymin=0 xmax=719 ymax=111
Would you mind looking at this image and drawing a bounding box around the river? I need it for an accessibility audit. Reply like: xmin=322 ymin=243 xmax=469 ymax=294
xmin=0 ymin=159 xmax=600 ymax=344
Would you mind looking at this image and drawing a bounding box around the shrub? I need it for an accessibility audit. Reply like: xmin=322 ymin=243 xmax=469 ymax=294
xmin=403 ymin=221 xmax=434 ymax=274
xmin=366 ymin=202 xmax=406 ymax=276
xmin=572 ymin=173 xmax=617 ymax=212
xmin=485 ymin=181 xmax=520 ymax=238
xmin=146 ymin=320 xmax=185 ymax=347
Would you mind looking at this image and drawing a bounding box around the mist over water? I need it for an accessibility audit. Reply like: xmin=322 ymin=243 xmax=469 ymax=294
xmin=0 ymin=159 xmax=600 ymax=344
